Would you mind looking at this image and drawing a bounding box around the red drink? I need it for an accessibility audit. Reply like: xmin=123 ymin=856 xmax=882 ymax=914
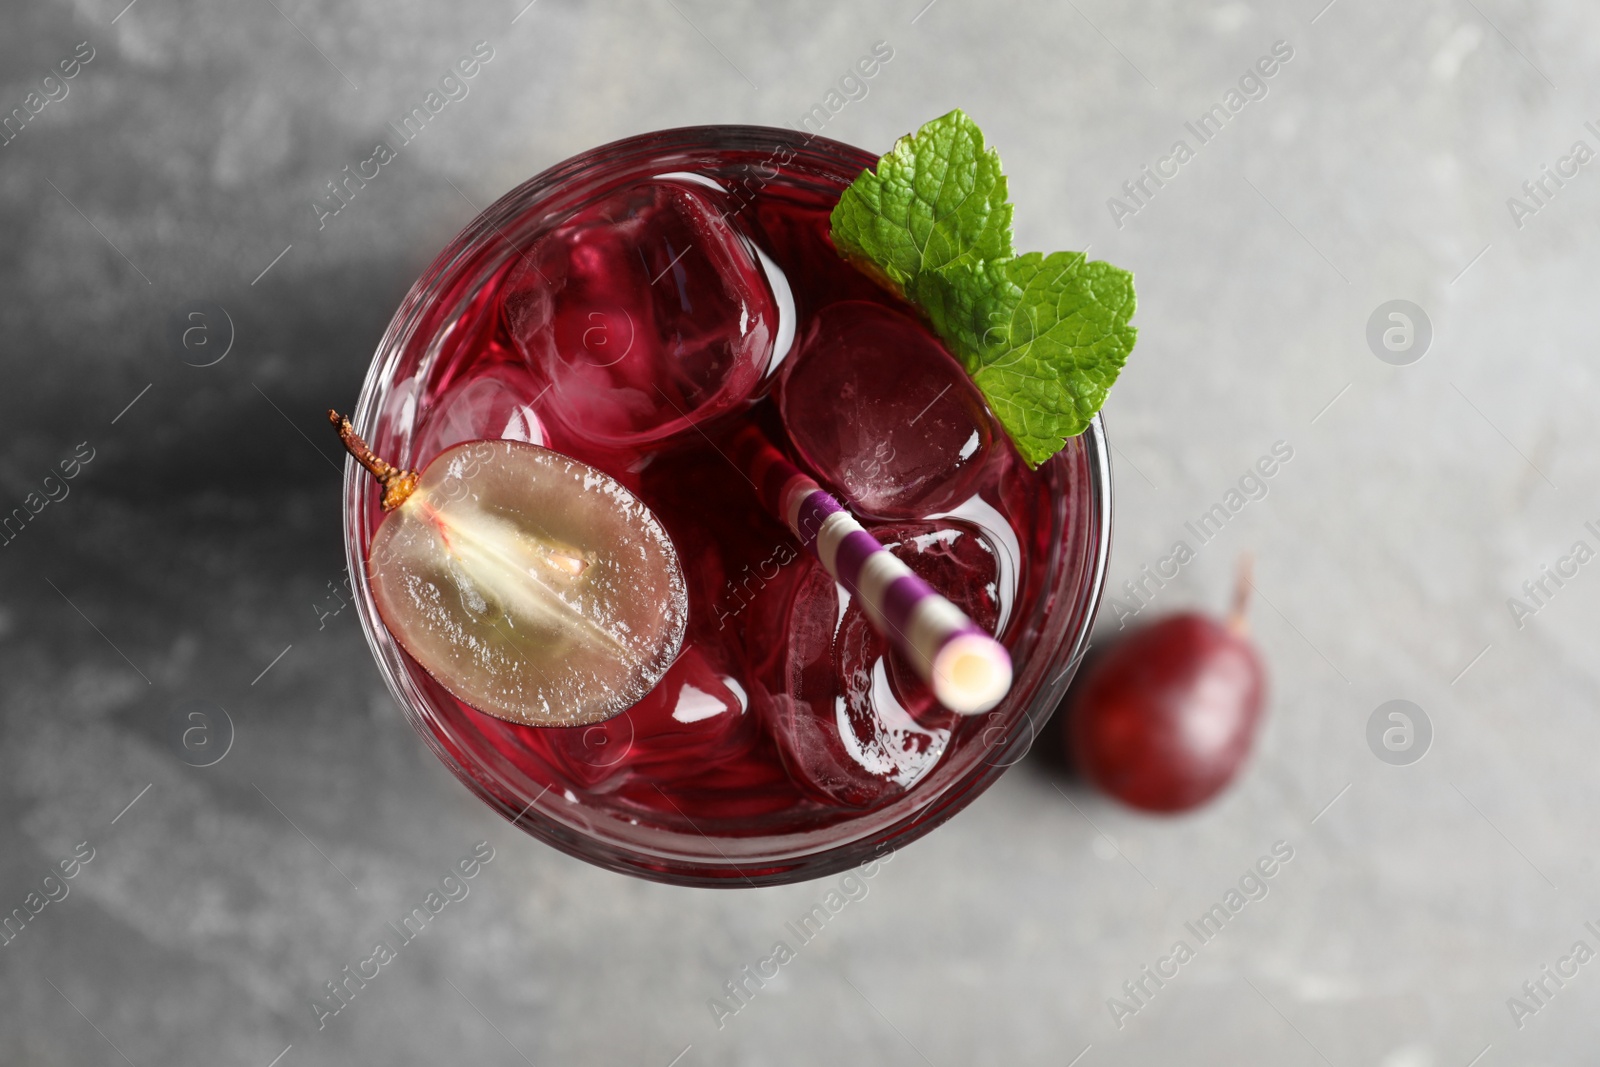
xmin=344 ymin=127 xmax=1110 ymax=885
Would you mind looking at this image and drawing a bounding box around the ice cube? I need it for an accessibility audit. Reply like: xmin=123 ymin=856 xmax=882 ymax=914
xmin=412 ymin=362 xmax=549 ymax=466
xmin=778 ymin=301 xmax=994 ymax=519
xmin=502 ymin=180 xmax=777 ymax=448
xmin=752 ymin=519 xmax=1003 ymax=808
xmin=529 ymin=644 xmax=762 ymax=793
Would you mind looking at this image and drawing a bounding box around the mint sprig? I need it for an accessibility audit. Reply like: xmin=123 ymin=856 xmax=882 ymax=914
xmin=831 ymin=110 xmax=1013 ymax=289
xmin=830 ymin=110 xmax=1137 ymax=467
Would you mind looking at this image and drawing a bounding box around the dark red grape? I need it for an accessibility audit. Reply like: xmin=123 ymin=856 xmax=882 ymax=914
xmin=1066 ymin=567 xmax=1265 ymax=813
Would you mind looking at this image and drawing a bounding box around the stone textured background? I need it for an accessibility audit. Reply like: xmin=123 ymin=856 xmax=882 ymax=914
xmin=3 ymin=0 xmax=1598 ymax=1063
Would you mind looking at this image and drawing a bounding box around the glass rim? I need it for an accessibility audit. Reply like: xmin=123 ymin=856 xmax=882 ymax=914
xmin=341 ymin=124 xmax=1115 ymax=887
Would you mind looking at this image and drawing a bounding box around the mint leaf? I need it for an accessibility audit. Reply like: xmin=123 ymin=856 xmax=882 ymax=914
xmin=914 ymin=253 xmax=1137 ymax=467
xmin=830 ymin=109 xmax=1013 ymax=291
xmin=830 ymin=110 xmax=1138 ymax=467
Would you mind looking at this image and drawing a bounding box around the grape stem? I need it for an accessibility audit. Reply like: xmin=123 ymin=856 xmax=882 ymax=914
xmin=328 ymin=410 xmax=419 ymax=512
xmin=1228 ymin=552 xmax=1254 ymax=636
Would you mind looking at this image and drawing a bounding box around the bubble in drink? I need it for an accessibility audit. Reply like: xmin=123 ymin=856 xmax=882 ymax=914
xmin=755 ymin=519 xmax=1002 ymax=807
xmin=502 ymin=180 xmax=777 ymax=448
xmin=778 ymin=301 xmax=994 ymax=519
xmin=366 ymin=439 xmax=688 ymax=728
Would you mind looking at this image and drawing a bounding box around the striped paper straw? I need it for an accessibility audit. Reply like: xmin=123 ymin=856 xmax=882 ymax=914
xmin=732 ymin=426 xmax=1012 ymax=715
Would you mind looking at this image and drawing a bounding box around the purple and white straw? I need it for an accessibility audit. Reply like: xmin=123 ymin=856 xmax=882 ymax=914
xmin=734 ymin=426 xmax=1012 ymax=715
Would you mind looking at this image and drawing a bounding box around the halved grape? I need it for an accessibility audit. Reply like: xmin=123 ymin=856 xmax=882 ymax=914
xmin=365 ymin=438 xmax=687 ymax=727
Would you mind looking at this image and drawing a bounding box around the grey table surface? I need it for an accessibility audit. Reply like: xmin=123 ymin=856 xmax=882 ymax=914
xmin=3 ymin=0 xmax=1597 ymax=1064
